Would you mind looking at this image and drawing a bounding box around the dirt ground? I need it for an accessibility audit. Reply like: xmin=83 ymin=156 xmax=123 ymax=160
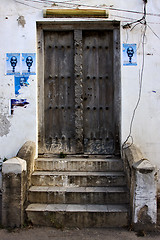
xmin=0 ymin=227 xmax=160 ymax=240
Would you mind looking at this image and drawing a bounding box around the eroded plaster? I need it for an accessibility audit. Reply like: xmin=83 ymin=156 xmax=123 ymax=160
xmin=0 ymin=114 xmax=11 ymax=137
xmin=133 ymin=170 xmax=157 ymax=225
xmin=17 ymin=16 xmax=26 ymax=28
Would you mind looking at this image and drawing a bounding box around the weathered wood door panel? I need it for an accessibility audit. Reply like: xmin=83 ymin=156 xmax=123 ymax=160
xmin=83 ymin=30 xmax=114 ymax=154
xmin=44 ymin=31 xmax=76 ymax=153
xmin=42 ymin=27 xmax=119 ymax=155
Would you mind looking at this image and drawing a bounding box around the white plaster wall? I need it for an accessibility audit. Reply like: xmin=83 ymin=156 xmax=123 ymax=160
xmin=0 ymin=0 xmax=160 ymax=186
xmin=133 ymin=170 xmax=157 ymax=225
xmin=0 ymin=0 xmax=40 ymax=164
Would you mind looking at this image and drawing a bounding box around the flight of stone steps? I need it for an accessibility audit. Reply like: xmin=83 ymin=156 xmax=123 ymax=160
xmin=26 ymin=155 xmax=130 ymax=228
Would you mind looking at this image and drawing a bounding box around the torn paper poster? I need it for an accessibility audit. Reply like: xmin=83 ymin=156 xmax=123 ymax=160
xmin=14 ymin=75 xmax=29 ymax=95
xmin=6 ymin=53 xmax=20 ymax=75
xmin=22 ymin=53 xmax=36 ymax=75
xmin=123 ymin=44 xmax=137 ymax=66
xmin=11 ymin=99 xmax=29 ymax=115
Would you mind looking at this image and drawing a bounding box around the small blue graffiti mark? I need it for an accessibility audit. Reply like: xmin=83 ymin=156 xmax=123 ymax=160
xmin=152 ymin=91 xmax=156 ymax=93
xmin=11 ymin=99 xmax=29 ymax=115
xmin=15 ymin=76 xmax=29 ymax=95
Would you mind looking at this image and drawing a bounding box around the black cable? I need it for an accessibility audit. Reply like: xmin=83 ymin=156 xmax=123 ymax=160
xmin=147 ymin=24 xmax=160 ymax=41
xmin=122 ymin=1 xmax=147 ymax=149
xmin=23 ymin=0 xmax=78 ymax=5
xmin=122 ymin=25 xmax=147 ymax=149
xmin=14 ymin=0 xmax=159 ymax=151
xmin=15 ymin=0 xmax=160 ymax=17
xmin=122 ymin=2 xmax=147 ymax=29
xmin=24 ymin=0 xmax=50 ymax=5
xmin=130 ymin=22 xmax=143 ymax=31
xmin=112 ymin=13 xmax=160 ymax=24
xmin=123 ymin=17 xmax=144 ymax=29
xmin=15 ymin=0 xmax=42 ymax=9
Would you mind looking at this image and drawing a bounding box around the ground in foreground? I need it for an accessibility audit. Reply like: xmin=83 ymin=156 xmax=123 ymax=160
xmin=0 ymin=227 xmax=160 ymax=240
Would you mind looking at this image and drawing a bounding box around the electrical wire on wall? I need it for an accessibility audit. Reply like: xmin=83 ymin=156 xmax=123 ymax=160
xmin=14 ymin=0 xmax=160 ymax=25
xmin=122 ymin=0 xmax=147 ymax=149
xmin=147 ymin=24 xmax=160 ymax=40
xmin=13 ymin=0 xmax=160 ymax=150
xmin=14 ymin=0 xmax=160 ymax=18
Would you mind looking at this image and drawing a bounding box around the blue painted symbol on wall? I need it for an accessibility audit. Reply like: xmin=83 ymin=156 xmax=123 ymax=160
xmin=123 ymin=44 xmax=137 ymax=66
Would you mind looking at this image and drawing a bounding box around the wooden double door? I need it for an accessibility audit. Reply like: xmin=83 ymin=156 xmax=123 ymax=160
xmin=39 ymin=25 xmax=120 ymax=155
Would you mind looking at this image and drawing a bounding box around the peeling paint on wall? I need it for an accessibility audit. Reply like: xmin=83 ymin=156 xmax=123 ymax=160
xmin=137 ymin=205 xmax=152 ymax=225
xmin=17 ymin=16 xmax=26 ymax=28
xmin=0 ymin=114 xmax=11 ymax=137
xmin=133 ymin=170 xmax=157 ymax=225
xmin=11 ymin=99 xmax=29 ymax=115
xmin=15 ymin=76 xmax=29 ymax=95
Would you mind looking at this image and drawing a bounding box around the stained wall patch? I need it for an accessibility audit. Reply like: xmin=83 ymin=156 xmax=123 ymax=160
xmin=0 ymin=114 xmax=11 ymax=136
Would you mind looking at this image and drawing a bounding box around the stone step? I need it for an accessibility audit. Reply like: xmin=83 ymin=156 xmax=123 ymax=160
xmin=26 ymin=203 xmax=129 ymax=228
xmin=31 ymin=171 xmax=126 ymax=187
xmin=28 ymin=186 xmax=129 ymax=204
xmin=38 ymin=154 xmax=118 ymax=159
xmin=35 ymin=158 xmax=124 ymax=172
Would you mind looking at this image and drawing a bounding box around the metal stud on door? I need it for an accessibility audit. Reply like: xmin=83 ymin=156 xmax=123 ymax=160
xmin=82 ymin=30 xmax=115 ymax=154
xmin=43 ymin=29 xmax=117 ymax=155
xmin=44 ymin=31 xmax=76 ymax=154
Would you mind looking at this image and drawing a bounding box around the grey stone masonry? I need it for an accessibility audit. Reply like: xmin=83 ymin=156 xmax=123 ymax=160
xmin=26 ymin=156 xmax=130 ymax=227
xmin=123 ymin=144 xmax=157 ymax=231
xmin=2 ymin=157 xmax=27 ymax=228
xmin=31 ymin=171 xmax=126 ymax=187
xmin=26 ymin=203 xmax=128 ymax=228
xmin=17 ymin=141 xmax=36 ymax=190
xmin=35 ymin=158 xmax=124 ymax=172
xmin=28 ymin=186 xmax=129 ymax=204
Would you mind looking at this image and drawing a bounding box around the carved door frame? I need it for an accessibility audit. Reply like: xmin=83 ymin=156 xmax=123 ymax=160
xmin=37 ymin=21 xmax=121 ymax=155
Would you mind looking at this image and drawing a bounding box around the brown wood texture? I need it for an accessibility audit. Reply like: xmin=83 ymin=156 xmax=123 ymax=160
xmin=39 ymin=22 xmax=120 ymax=155
xmin=82 ymin=30 xmax=114 ymax=154
xmin=44 ymin=31 xmax=76 ymax=153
